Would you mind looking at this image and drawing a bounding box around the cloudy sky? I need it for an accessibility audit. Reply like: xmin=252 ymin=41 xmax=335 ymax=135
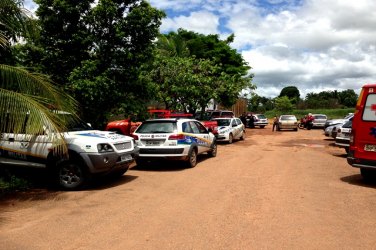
xmin=25 ymin=0 xmax=376 ymax=98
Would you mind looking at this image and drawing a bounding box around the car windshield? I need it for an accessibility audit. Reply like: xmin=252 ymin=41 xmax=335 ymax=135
xmin=136 ymin=121 xmax=177 ymax=133
xmin=216 ymin=119 xmax=231 ymax=126
xmin=256 ymin=114 xmax=266 ymax=119
xmin=280 ymin=115 xmax=296 ymax=121
xmin=342 ymin=120 xmax=352 ymax=128
xmin=58 ymin=113 xmax=93 ymax=131
xmin=314 ymin=115 xmax=327 ymax=119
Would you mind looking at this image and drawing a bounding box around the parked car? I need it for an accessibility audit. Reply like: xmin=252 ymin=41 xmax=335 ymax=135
xmin=132 ymin=118 xmax=217 ymax=168
xmin=194 ymin=110 xmax=234 ymax=120
xmin=277 ymin=115 xmax=298 ymax=131
xmin=213 ymin=117 xmax=245 ymax=143
xmin=324 ymin=113 xmax=354 ymax=129
xmin=324 ymin=124 xmax=340 ymax=138
xmin=0 ymin=111 xmax=139 ymax=190
xmin=245 ymin=113 xmax=268 ymax=128
xmin=335 ymin=119 xmax=352 ymax=153
xmin=312 ymin=114 xmax=327 ymax=128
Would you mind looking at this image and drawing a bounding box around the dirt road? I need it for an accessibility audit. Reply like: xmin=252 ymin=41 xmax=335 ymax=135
xmin=1 ymin=128 xmax=376 ymax=249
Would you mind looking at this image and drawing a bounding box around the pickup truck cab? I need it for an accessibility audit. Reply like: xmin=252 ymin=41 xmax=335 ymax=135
xmin=0 ymin=112 xmax=139 ymax=190
xmin=347 ymin=83 xmax=376 ymax=179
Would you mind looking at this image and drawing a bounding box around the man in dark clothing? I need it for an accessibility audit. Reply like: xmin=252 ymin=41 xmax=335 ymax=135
xmin=240 ymin=112 xmax=247 ymax=127
xmin=249 ymin=114 xmax=255 ymax=128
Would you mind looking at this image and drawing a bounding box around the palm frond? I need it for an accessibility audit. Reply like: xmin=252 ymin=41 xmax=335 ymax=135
xmin=0 ymin=64 xmax=79 ymax=156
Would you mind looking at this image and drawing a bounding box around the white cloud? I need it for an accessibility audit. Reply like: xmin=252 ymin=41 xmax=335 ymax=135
xmin=161 ymin=11 xmax=220 ymax=35
xmin=21 ymin=0 xmax=376 ymax=98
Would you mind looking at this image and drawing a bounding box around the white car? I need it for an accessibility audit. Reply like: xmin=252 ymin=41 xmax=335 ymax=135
xmin=132 ymin=118 xmax=217 ymax=168
xmin=312 ymin=114 xmax=327 ymax=128
xmin=277 ymin=115 xmax=298 ymax=131
xmin=335 ymin=119 xmax=352 ymax=153
xmin=0 ymin=112 xmax=138 ymax=190
xmin=213 ymin=117 xmax=245 ymax=143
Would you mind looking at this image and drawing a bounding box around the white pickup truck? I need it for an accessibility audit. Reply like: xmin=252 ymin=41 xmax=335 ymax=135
xmin=0 ymin=114 xmax=139 ymax=190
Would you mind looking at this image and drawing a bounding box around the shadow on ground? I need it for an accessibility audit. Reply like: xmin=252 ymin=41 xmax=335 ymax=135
xmin=340 ymin=174 xmax=376 ymax=189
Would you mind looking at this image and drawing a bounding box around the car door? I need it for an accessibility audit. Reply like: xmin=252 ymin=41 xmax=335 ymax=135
xmin=190 ymin=121 xmax=211 ymax=153
xmin=231 ymin=118 xmax=241 ymax=139
xmin=0 ymin=113 xmax=52 ymax=165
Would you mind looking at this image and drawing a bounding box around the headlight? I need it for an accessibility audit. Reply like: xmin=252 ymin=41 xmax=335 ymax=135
xmin=97 ymin=143 xmax=114 ymax=153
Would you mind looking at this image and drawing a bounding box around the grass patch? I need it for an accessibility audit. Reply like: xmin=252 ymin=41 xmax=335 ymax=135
xmin=0 ymin=169 xmax=31 ymax=196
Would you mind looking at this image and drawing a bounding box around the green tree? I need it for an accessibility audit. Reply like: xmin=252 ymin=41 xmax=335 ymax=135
xmin=279 ymin=86 xmax=300 ymax=104
xmin=274 ymin=96 xmax=293 ymax=113
xmin=0 ymin=0 xmax=78 ymax=150
xmin=338 ymin=89 xmax=357 ymax=107
xmin=143 ymin=55 xmax=221 ymax=113
xmin=35 ymin=0 xmax=165 ymax=128
xmin=156 ymin=30 xmax=254 ymax=110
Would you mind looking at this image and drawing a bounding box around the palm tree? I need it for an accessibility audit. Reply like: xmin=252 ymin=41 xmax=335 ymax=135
xmin=0 ymin=0 xmax=78 ymax=152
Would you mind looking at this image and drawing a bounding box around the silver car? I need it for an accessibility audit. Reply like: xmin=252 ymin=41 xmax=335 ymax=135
xmin=277 ymin=115 xmax=298 ymax=131
xmin=335 ymin=119 xmax=352 ymax=153
xmin=312 ymin=114 xmax=327 ymax=128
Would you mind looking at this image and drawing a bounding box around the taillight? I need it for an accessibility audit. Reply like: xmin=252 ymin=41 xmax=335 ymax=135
xmin=168 ymin=134 xmax=185 ymax=140
xmin=349 ymin=129 xmax=355 ymax=145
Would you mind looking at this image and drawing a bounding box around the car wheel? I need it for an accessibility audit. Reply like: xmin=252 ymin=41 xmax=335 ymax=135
xmin=186 ymin=148 xmax=197 ymax=168
xmin=228 ymin=133 xmax=233 ymax=144
xmin=294 ymin=128 xmax=298 ymax=131
xmin=208 ymin=142 xmax=217 ymax=157
xmin=57 ymin=160 xmax=88 ymax=190
xmin=260 ymin=125 xmax=265 ymax=128
xmin=240 ymin=131 xmax=245 ymax=140
xmin=345 ymin=147 xmax=349 ymax=154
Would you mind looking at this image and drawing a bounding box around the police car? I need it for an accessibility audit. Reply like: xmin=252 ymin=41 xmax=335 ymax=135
xmin=212 ymin=117 xmax=245 ymax=143
xmin=0 ymin=112 xmax=139 ymax=190
xmin=132 ymin=118 xmax=217 ymax=168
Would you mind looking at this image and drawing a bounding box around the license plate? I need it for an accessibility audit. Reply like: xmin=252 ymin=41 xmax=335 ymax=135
xmin=121 ymin=155 xmax=132 ymax=161
xmin=364 ymin=144 xmax=376 ymax=152
xmin=146 ymin=140 xmax=163 ymax=146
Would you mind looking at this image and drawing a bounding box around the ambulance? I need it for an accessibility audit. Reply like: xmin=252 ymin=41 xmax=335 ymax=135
xmin=347 ymin=83 xmax=376 ymax=179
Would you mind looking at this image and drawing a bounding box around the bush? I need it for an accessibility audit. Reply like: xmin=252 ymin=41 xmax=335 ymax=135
xmin=0 ymin=169 xmax=30 ymax=195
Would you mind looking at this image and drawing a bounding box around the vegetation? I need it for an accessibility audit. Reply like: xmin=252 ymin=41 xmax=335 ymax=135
xmin=143 ymin=29 xmax=255 ymax=115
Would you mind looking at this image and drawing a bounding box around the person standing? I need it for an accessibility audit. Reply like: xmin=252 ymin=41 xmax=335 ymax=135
xmin=240 ymin=112 xmax=247 ymax=127
xmin=249 ymin=114 xmax=255 ymax=128
xmin=272 ymin=116 xmax=278 ymax=131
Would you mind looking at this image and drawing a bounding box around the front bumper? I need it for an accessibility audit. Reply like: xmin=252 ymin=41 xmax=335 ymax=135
xmin=82 ymin=147 xmax=139 ymax=174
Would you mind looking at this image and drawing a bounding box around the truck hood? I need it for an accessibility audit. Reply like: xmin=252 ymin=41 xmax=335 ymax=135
xmin=64 ymin=130 xmax=133 ymax=143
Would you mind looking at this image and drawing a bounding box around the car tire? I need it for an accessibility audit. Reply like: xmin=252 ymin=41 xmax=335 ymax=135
xmin=260 ymin=125 xmax=265 ymax=128
xmin=240 ymin=131 xmax=245 ymax=140
xmin=294 ymin=128 xmax=298 ymax=131
xmin=208 ymin=142 xmax=217 ymax=157
xmin=57 ymin=160 xmax=88 ymax=190
xmin=186 ymin=148 xmax=197 ymax=168
xmin=228 ymin=133 xmax=233 ymax=144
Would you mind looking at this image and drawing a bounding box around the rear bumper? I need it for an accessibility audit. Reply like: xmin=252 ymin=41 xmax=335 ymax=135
xmin=347 ymin=151 xmax=376 ymax=169
xmin=138 ymin=147 xmax=188 ymax=161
